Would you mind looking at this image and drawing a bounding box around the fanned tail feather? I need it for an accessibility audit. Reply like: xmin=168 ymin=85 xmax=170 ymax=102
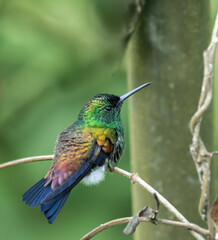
xmin=23 ymin=178 xmax=70 ymax=223
xmin=40 ymin=192 xmax=70 ymax=224
xmin=23 ymin=178 xmax=52 ymax=207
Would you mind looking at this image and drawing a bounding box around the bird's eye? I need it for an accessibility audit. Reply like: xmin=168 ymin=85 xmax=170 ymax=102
xmin=104 ymin=106 xmax=112 ymax=112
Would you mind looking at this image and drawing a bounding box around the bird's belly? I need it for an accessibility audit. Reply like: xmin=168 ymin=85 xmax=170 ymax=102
xmin=82 ymin=165 xmax=106 ymax=185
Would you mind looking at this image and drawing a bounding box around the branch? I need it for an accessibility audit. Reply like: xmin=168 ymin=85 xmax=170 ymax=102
xmin=1 ymin=156 xmax=207 ymax=239
xmin=81 ymin=216 xmax=209 ymax=240
xmin=157 ymin=219 xmax=209 ymax=236
xmin=210 ymin=151 xmax=218 ymax=157
xmin=189 ymin=12 xmax=218 ymax=239
xmin=111 ymin=167 xmax=206 ymax=240
xmin=0 ymin=155 xmax=54 ymax=169
xmin=81 ymin=217 xmax=131 ymax=240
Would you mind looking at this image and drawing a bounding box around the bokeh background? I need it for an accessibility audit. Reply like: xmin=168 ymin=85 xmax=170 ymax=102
xmin=0 ymin=1 xmax=217 ymax=239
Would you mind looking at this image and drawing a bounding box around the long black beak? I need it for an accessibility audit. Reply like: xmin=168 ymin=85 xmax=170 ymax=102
xmin=118 ymin=82 xmax=152 ymax=105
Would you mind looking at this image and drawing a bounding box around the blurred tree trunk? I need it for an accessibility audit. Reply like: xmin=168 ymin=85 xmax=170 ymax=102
xmin=127 ymin=1 xmax=212 ymax=239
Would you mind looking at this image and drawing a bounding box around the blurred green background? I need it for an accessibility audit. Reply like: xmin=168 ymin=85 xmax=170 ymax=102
xmin=0 ymin=1 xmax=217 ymax=240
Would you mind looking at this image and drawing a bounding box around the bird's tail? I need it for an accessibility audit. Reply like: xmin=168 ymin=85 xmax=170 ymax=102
xmin=23 ymin=178 xmax=52 ymax=207
xmin=23 ymin=178 xmax=70 ymax=223
xmin=40 ymin=192 xmax=70 ymax=224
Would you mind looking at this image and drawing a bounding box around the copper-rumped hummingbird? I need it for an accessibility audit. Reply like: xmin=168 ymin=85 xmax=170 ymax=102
xmin=23 ymin=82 xmax=151 ymax=223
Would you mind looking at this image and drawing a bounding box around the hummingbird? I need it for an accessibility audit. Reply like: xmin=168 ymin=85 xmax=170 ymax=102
xmin=23 ymin=82 xmax=151 ymax=224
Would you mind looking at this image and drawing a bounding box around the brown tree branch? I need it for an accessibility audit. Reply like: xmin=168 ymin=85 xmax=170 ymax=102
xmin=156 ymin=219 xmax=209 ymax=236
xmin=0 ymin=156 xmax=207 ymax=240
xmin=80 ymin=216 xmax=209 ymax=240
xmin=81 ymin=217 xmax=131 ymax=240
xmin=189 ymin=12 xmax=218 ymax=240
xmin=112 ymin=167 xmax=206 ymax=240
xmin=0 ymin=155 xmax=54 ymax=169
xmin=112 ymin=167 xmax=193 ymax=222
xmin=211 ymin=151 xmax=218 ymax=157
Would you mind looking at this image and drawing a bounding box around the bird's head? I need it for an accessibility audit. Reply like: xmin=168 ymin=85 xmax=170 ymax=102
xmin=78 ymin=82 xmax=151 ymax=129
xmin=78 ymin=94 xmax=122 ymax=128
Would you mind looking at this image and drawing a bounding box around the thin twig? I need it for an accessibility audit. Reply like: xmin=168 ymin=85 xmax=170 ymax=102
xmin=157 ymin=219 xmax=209 ymax=236
xmin=111 ymin=167 xmax=206 ymax=240
xmin=81 ymin=216 xmax=209 ymax=240
xmin=81 ymin=217 xmax=131 ymax=240
xmin=210 ymin=151 xmax=218 ymax=157
xmin=0 ymin=155 xmax=54 ymax=169
xmin=1 ymin=156 xmax=207 ymax=239
xmin=189 ymin=12 xmax=218 ymax=239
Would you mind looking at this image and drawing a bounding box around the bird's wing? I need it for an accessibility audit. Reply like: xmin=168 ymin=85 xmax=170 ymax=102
xmin=42 ymin=127 xmax=116 ymax=203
